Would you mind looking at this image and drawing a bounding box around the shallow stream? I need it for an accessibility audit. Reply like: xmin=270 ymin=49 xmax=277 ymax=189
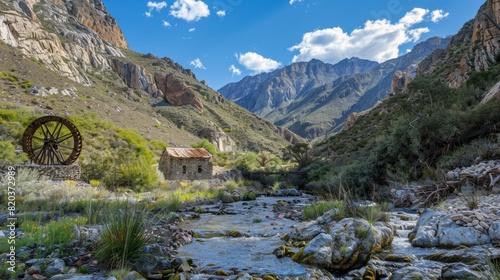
xmin=177 ymin=195 xmax=317 ymax=277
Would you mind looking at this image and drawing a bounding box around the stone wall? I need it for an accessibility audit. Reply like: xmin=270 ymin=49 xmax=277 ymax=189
xmin=159 ymin=157 xmax=212 ymax=180
xmin=0 ymin=164 xmax=81 ymax=181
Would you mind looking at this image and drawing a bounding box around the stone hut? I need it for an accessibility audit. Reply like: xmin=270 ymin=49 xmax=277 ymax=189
xmin=159 ymin=148 xmax=213 ymax=180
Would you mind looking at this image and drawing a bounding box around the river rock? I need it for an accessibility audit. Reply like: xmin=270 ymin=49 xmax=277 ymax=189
xmin=410 ymin=209 xmax=490 ymax=248
xmin=489 ymin=221 xmax=500 ymax=244
xmin=441 ymin=263 xmax=493 ymax=280
xmin=123 ymin=271 xmax=147 ymax=280
xmin=293 ymin=218 xmax=394 ymax=271
xmin=288 ymin=221 xmax=324 ymax=241
xmin=299 ymin=233 xmax=333 ymax=267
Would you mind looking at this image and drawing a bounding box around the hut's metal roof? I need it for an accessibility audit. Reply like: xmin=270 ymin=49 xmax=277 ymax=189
xmin=164 ymin=148 xmax=212 ymax=158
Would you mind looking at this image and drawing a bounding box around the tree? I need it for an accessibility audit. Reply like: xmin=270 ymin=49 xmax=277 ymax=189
xmin=284 ymin=143 xmax=312 ymax=169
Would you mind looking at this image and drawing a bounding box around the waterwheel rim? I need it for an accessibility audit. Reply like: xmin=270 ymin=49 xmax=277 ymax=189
xmin=22 ymin=116 xmax=82 ymax=165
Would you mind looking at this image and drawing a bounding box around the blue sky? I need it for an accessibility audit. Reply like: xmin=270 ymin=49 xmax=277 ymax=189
xmin=103 ymin=0 xmax=485 ymax=90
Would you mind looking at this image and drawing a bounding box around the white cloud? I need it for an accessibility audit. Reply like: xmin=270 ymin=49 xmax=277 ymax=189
xmin=216 ymin=10 xmax=226 ymax=17
xmin=189 ymin=28 xmax=196 ymax=32
xmin=147 ymin=1 xmax=168 ymax=11
xmin=170 ymin=0 xmax=210 ymax=22
xmin=430 ymin=9 xmax=449 ymax=23
xmin=145 ymin=1 xmax=167 ymax=17
xmin=162 ymin=20 xmax=171 ymax=27
xmin=399 ymin=8 xmax=428 ymax=26
xmin=289 ymin=8 xmax=433 ymax=64
xmin=237 ymin=52 xmax=282 ymax=74
xmin=190 ymin=58 xmax=206 ymax=69
xmin=289 ymin=0 xmax=303 ymax=4
xmin=229 ymin=64 xmax=242 ymax=76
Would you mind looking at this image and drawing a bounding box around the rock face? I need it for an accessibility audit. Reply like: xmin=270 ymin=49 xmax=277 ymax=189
xmin=201 ymin=122 xmax=236 ymax=152
xmin=0 ymin=0 xmax=124 ymax=85
xmin=157 ymin=73 xmax=204 ymax=110
xmin=419 ymin=0 xmax=500 ymax=88
xmin=61 ymin=0 xmax=128 ymax=48
xmin=391 ymin=64 xmax=417 ymax=93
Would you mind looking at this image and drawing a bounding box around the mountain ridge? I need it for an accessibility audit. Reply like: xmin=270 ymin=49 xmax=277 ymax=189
xmin=220 ymin=36 xmax=450 ymax=139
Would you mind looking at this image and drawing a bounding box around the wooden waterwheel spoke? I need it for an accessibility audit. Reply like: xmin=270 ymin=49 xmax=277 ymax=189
xmin=57 ymin=133 xmax=74 ymax=143
xmin=33 ymin=136 xmax=45 ymax=141
xmin=53 ymin=120 xmax=64 ymax=139
xmin=42 ymin=123 xmax=54 ymax=139
xmin=57 ymin=143 xmax=75 ymax=150
xmin=49 ymin=146 xmax=64 ymax=164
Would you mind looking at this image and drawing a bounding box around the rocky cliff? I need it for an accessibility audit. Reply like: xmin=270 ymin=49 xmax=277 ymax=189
xmin=0 ymin=0 xmax=124 ymax=85
xmin=419 ymin=0 xmax=500 ymax=88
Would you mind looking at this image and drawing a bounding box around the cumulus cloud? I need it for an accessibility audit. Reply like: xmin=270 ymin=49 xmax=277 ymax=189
xmin=431 ymin=9 xmax=449 ymax=23
xmin=145 ymin=1 xmax=167 ymax=17
xmin=170 ymin=0 xmax=210 ymax=22
xmin=289 ymin=0 xmax=303 ymax=4
xmin=190 ymin=58 xmax=206 ymax=69
xmin=289 ymin=8 xmax=434 ymax=64
xmin=237 ymin=52 xmax=281 ymax=74
xmin=229 ymin=65 xmax=242 ymax=76
xmin=189 ymin=28 xmax=196 ymax=32
xmin=217 ymin=10 xmax=226 ymax=17
xmin=399 ymin=8 xmax=428 ymax=26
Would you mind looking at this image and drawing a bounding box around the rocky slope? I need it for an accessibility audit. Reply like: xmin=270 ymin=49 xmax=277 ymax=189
xmin=220 ymin=37 xmax=449 ymax=139
xmin=219 ymin=58 xmax=379 ymax=119
xmin=419 ymin=0 xmax=500 ymax=88
xmin=0 ymin=0 xmax=302 ymax=153
xmin=278 ymin=37 xmax=449 ymax=138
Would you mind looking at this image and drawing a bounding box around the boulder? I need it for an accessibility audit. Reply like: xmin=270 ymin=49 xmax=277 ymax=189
xmin=288 ymin=221 xmax=324 ymax=241
xmin=410 ymin=209 xmax=491 ymax=248
xmin=45 ymin=258 xmax=65 ymax=277
xmin=489 ymin=221 xmax=500 ymax=244
xmin=292 ymin=218 xmax=395 ymax=271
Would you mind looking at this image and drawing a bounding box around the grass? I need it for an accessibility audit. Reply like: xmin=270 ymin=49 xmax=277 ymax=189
xmin=95 ymin=202 xmax=151 ymax=270
xmin=302 ymin=199 xmax=389 ymax=223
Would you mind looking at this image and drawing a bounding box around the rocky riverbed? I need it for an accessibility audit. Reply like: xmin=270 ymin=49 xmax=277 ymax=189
xmin=2 ymin=185 xmax=500 ymax=279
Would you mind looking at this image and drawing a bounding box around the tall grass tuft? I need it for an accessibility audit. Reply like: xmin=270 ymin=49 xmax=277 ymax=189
xmin=95 ymin=203 xmax=150 ymax=270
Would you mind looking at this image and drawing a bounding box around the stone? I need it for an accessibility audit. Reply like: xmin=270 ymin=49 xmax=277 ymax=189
xmin=123 ymin=271 xmax=147 ymax=280
xmin=489 ymin=221 xmax=500 ymax=244
xmin=299 ymin=233 xmax=333 ymax=267
xmin=45 ymin=258 xmax=65 ymax=277
xmin=411 ymin=209 xmax=491 ymax=248
xmin=289 ymin=221 xmax=324 ymax=241
xmin=441 ymin=263 xmax=490 ymax=279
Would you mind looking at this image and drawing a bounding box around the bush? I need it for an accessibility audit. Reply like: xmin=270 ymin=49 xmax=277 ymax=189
xmin=95 ymin=203 xmax=151 ymax=270
xmin=191 ymin=138 xmax=217 ymax=155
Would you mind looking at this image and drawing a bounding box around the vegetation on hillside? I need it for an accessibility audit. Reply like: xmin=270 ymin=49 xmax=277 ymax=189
xmin=307 ymin=63 xmax=500 ymax=199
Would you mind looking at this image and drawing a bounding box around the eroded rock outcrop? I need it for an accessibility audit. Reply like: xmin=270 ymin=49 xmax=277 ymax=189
xmin=155 ymin=73 xmax=204 ymax=109
xmin=0 ymin=0 xmax=124 ymax=85
xmin=418 ymin=0 xmax=500 ymax=88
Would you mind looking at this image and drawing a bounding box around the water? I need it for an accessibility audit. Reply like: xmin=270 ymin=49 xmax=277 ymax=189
xmin=177 ymin=195 xmax=317 ymax=277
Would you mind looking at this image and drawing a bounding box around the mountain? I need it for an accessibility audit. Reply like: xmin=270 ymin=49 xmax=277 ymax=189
xmin=219 ymin=58 xmax=379 ymax=119
xmin=308 ymin=0 xmax=499 ymax=195
xmin=219 ymin=37 xmax=450 ymax=139
xmin=0 ymin=0 xmax=302 ymax=155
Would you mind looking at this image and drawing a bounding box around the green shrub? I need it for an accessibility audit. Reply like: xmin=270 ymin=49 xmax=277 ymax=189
xmin=303 ymin=200 xmax=344 ymax=220
xmin=191 ymin=138 xmax=217 ymax=155
xmin=95 ymin=204 xmax=151 ymax=270
xmin=241 ymin=190 xmax=257 ymax=201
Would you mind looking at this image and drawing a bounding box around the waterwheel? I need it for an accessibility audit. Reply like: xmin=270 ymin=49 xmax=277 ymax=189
xmin=22 ymin=116 xmax=82 ymax=165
